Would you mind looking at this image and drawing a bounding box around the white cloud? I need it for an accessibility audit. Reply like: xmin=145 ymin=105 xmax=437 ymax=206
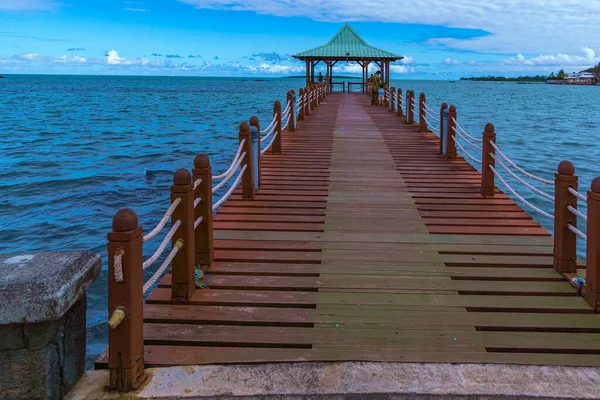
xmin=55 ymin=55 xmax=87 ymax=63
xmin=176 ymin=0 xmax=600 ymax=55
xmin=106 ymin=50 xmax=127 ymax=65
xmin=502 ymin=47 xmax=600 ymax=67
xmin=389 ymin=65 xmax=408 ymax=74
xmin=400 ymin=56 xmax=414 ymax=64
xmin=257 ymin=63 xmax=304 ymax=73
xmin=444 ymin=58 xmax=461 ymax=65
xmin=0 ymin=0 xmax=56 ymax=10
xmin=124 ymin=8 xmax=151 ymax=12
xmin=13 ymin=53 xmax=46 ymax=61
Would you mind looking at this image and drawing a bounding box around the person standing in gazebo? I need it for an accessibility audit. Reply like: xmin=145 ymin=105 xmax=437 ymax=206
xmin=370 ymin=71 xmax=382 ymax=106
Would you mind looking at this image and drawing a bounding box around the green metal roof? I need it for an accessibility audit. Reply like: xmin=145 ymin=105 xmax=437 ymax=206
xmin=293 ymin=24 xmax=402 ymax=60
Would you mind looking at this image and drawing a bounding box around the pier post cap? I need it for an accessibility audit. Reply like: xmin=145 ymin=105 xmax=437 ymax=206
xmin=250 ymin=125 xmax=259 ymax=136
xmin=591 ymin=177 xmax=600 ymax=193
xmin=441 ymin=102 xmax=448 ymax=109
xmin=299 ymin=88 xmax=304 ymax=93
xmin=173 ymin=168 xmax=192 ymax=185
xmin=249 ymin=116 xmax=259 ymax=126
xmin=484 ymin=123 xmax=495 ymax=133
xmin=420 ymin=92 xmax=425 ymax=99
xmin=557 ymin=160 xmax=575 ymax=175
xmin=112 ymin=208 xmax=138 ymax=232
xmin=274 ymin=101 xmax=281 ymax=111
xmin=239 ymin=121 xmax=250 ymax=133
xmin=449 ymin=105 xmax=457 ymax=113
xmin=194 ymin=154 xmax=210 ymax=168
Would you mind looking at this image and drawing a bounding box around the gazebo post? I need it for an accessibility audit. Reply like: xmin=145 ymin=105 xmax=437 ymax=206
xmin=365 ymin=62 xmax=369 ymax=94
xmin=305 ymin=60 xmax=310 ymax=86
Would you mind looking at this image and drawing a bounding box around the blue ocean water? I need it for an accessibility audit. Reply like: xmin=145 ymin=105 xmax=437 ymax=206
xmin=0 ymin=75 xmax=598 ymax=367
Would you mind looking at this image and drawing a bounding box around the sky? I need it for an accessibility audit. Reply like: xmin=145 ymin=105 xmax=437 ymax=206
xmin=1 ymin=0 xmax=600 ymax=79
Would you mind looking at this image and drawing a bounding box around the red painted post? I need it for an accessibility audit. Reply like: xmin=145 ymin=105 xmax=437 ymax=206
xmin=250 ymin=116 xmax=261 ymax=189
xmin=390 ymin=86 xmax=396 ymax=113
xmin=585 ymin=178 xmax=600 ymax=312
xmin=446 ymin=106 xmax=457 ymax=159
xmin=273 ymin=101 xmax=282 ymax=154
xmin=107 ymin=208 xmax=145 ymax=391
xmin=192 ymin=155 xmax=213 ymax=267
xmin=305 ymin=87 xmax=311 ymax=117
xmin=397 ymin=88 xmax=404 ymax=118
xmin=298 ymin=88 xmax=305 ymax=121
xmin=170 ymin=168 xmax=196 ymax=301
xmin=288 ymin=91 xmax=296 ymax=133
xmin=419 ymin=93 xmax=427 ymax=133
xmin=553 ymin=161 xmax=578 ymax=274
xmin=439 ymin=103 xmax=448 ymax=155
xmin=480 ymin=123 xmax=496 ymax=198
xmin=238 ymin=122 xmax=255 ymax=199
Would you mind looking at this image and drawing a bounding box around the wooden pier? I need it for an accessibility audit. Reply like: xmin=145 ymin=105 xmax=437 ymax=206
xmin=99 ymin=86 xmax=600 ymax=392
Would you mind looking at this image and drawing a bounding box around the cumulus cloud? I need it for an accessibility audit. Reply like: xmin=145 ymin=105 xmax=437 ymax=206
xmin=176 ymin=0 xmax=600 ymax=55
xmin=0 ymin=0 xmax=56 ymax=11
xmin=502 ymin=47 xmax=600 ymax=67
xmin=255 ymin=63 xmax=304 ymax=73
xmin=12 ymin=53 xmax=47 ymax=61
xmin=389 ymin=65 xmax=408 ymax=74
xmin=399 ymin=56 xmax=414 ymax=64
xmin=54 ymin=55 xmax=87 ymax=63
xmin=443 ymin=58 xmax=461 ymax=65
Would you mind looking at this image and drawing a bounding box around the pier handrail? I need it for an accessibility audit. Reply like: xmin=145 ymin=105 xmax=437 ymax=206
xmin=213 ymin=139 xmax=246 ymax=180
xmin=212 ymin=151 xmax=246 ymax=193
xmin=213 ymin=165 xmax=247 ymax=210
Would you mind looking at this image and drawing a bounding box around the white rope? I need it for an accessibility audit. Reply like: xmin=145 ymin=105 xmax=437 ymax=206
xmin=261 ymin=131 xmax=279 ymax=155
xmin=568 ymin=187 xmax=588 ymax=202
xmin=452 ymin=127 xmax=483 ymax=151
xmin=490 ymin=141 xmax=553 ymax=185
xmin=452 ymin=136 xmax=482 ymax=164
xmin=424 ymin=107 xmax=440 ymax=122
xmin=261 ymin=121 xmax=278 ymax=143
xmin=113 ymin=249 xmax=124 ymax=283
xmin=193 ymin=178 xmax=202 ymax=190
xmin=452 ymin=118 xmax=483 ymax=143
xmin=424 ymin=116 xmax=440 ymax=133
xmin=213 ymin=139 xmax=246 ymax=180
xmin=212 ymin=164 xmax=247 ymax=211
xmin=212 ymin=152 xmax=245 ymax=193
xmin=283 ymin=101 xmax=292 ymax=115
xmin=282 ymin=114 xmax=290 ymax=131
xmin=194 ymin=216 xmax=204 ymax=229
xmin=143 ymin=220 xmax=181 ymax=270
xmin=491 ymin=154 xmax=554 ymax=202
xmin=143 ymin=198 xmax=181 ymax=243
xmin=568 ymin=223 xmax=587 ymax=241
xmin=143 ymin=240 xmax=182 ymax=295
xmin=489 ymin=165 xmax=555 ymax=220
xmin=194 ymin=197 xmax=202 ymax=209
xmin=262 ymin=114 xmax=278 ymax=133
xmin=567 ymin=205 xmax=587 ymax=221
xmin=424 ymin=103 xmax=438 ymax=115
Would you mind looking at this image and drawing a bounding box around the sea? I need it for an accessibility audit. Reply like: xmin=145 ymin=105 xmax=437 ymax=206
xmin=0 ymin=75 xmax=598 ymax=368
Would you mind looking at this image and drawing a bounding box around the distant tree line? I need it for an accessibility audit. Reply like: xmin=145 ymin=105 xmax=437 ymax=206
xmin=461 ymin=62 xmax=600 ymax=82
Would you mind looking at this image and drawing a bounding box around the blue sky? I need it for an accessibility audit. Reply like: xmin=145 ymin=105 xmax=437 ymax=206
xmin=1 ymin=0 xmax=600 ymax=78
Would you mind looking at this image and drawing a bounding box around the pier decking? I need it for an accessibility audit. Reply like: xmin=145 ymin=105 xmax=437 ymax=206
xmin=98 ymin=94 xmax=600 ymax=370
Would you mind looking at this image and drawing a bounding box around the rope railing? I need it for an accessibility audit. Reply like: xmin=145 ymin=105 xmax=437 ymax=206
xmin=568 ymin=205 xmax=587 ymax=221
xmin=568 ymin=223 xmax=588 ymax=241
xmin=260 ymin=120 xmax=278 ymax=143
xmin=452 ymin=127 xmax=483 ymax=151
xmin=451 ymin=136 xmax=482 ymax=164
xmin=261 ymin=131 xmax=279 ymax=155
xmin=212 ymin=151 xmax=246 ymax=193
xmin=424 ymin=115 xmax=440 ymax=133
xmin=490 ymin=141 xmax=553 ymax=185
xmin=143 ymin=198 xmax=181 ymax=243
xmin=489 ymin=165 xmax=555 ymax=220
xmin=212 ymin=164 xmax=247 ymax=211
xmin=282 ymin=113 xmax=291 ymax=131
xmin=143 ymin=239 xmax=183 ymax=295
xmin=213 ymin=139 xmax=246 ymax=180
xmin=424 ymin=102 xmax=438 ymax=116
xmin=194 ymin=216 xmax=204 ymax=229
xmin=193 ymin=178 xmax=202 ymax=190
xmin=452 ymin=117 xmax=483 ymax=143
xmin=490 ymin=154 xmax=554 ymax=202
xmin=142 ymin=220 xmax=182 ymax=270
xmin=194 ymin=197 xmax=202 ymax=209
xmin=262 ymin=114 xmax=278 ymax=134
xmin=568 ymin=187 xmax=588 ymax=202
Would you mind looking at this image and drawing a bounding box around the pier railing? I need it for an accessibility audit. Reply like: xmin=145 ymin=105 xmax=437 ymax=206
xmin=104 ymin=82 xmax=328 ymax=391
xmin=385 ymin=87 xmax=600 ymax=314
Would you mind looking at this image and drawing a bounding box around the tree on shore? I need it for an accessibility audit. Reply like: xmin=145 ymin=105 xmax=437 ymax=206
xmin=557 ymin=69 xmax=566 ymax=79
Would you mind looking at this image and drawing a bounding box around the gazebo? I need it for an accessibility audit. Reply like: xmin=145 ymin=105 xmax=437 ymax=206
xmin=292 ymin=24 xmax=403 ymax=92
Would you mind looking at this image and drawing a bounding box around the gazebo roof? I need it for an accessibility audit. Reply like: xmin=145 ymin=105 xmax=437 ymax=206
xmin=293 ymin=24 xmax=402 ymax=61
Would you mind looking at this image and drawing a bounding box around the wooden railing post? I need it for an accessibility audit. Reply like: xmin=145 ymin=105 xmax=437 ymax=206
xmin=273 ymin=101 xmax=282 ymax=154
xmin=238 ymin=122 xmax=255 ymax=199
xmin=553 ymin=161 xmax=578 ymax=274
xmin=419 ymin=93 xmax=427 ymax=132
xmin=390 ymin=86 xmax=396 ymax=112
xmin=585 ymin=178 xmax=600 ymax=312
xmin=107 ymin=208 xmax=145 ymax=391
xmin=405 ymin=91 xmax=412 ymax=124
xmin=170 ymin=168 xmax=196 ymax=301
xmin=193 ymin=155 xmax=213 ymax=267
xmin=298 ymin=88 xmax=305 ymax=121
xmin=397 ymin=88 xmax=404 ymax=118
xmin=446 ymin=106 xmax=457 ymax=159
xmin=250 ymin=116 xmax=261 ymax=190
xmin=289 ymin=91 xmax=296 ymax=132
xmin=481 ymin=123 xmax=496 ymax=198
xmin=439 ymin=103 xmax=448 ymax=155
xmin=305 ymin=87 xmax=311 ymax=116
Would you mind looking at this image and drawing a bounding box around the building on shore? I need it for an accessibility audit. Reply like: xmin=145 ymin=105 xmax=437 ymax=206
xmin=547 ymin=72 xmax=598 ymax=85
